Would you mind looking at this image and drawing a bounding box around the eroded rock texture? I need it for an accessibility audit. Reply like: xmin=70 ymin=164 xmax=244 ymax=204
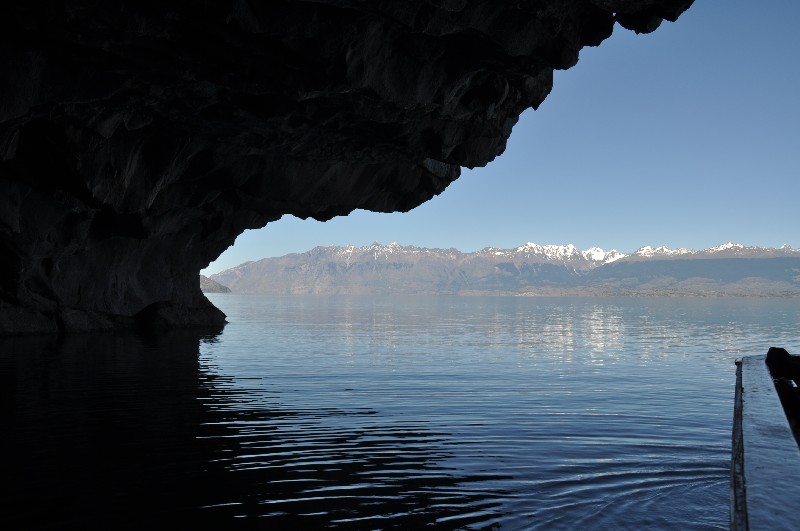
xmin=0 ymin=0 xmax=693 ymax=334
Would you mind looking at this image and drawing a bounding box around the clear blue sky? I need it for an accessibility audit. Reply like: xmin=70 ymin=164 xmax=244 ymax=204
xmin=203 ymin=0 xmax=800 ymax=275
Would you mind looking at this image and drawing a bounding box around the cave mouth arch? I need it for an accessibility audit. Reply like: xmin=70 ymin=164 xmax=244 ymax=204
xmin=0 ymin=1 xmax=693 ymax=335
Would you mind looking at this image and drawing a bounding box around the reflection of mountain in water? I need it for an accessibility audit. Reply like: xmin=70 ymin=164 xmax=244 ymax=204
xmin=0 ymin=331 xmax=509 ymax=529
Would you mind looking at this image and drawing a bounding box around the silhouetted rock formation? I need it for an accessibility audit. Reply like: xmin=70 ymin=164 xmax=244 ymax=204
xmin=0 ymin=0 xmax=693 ymax=334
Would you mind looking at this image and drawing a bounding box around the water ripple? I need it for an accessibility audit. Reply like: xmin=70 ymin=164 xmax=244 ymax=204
xmin=3 ymin=295 xmax=796 ymax=528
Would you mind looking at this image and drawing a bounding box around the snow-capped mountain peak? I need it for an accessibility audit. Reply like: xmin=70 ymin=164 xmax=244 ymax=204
xmin=583 ymin=247 xmax=607 ymax=261
xmin=708 ymin=242 xmax=746 ymax=253
xmin=515 ymin=243 xmax=583 ymax=261
xmin=633 ymin=245 xmax=691 ymax=258
xmin=582 ymin=247 xmax=627 ymax=263
xmin=210 ymin=241 xmax=800 ymax=297
xmin=317 ymin=241 xmax=798 ymax=267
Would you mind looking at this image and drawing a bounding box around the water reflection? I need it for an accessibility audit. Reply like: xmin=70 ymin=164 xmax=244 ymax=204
xmin=204 ymin=295 xmax=744 ymax=529
xmin=7 ymin=295 xmax=795 ymax=529
xmin=1 ymin=331 xmax=509 ymax=529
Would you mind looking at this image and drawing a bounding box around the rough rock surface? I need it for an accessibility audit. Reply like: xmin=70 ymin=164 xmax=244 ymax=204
xmin=0 ymin=0 xmax=693 ymax=334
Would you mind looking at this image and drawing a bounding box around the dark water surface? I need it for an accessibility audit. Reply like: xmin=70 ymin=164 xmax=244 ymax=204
xmin=3 ymin=296 xmax=799 ymax=529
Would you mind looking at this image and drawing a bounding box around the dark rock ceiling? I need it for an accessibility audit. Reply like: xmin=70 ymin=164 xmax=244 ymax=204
xmin=0 ymin=0 xmax=693 ymax=334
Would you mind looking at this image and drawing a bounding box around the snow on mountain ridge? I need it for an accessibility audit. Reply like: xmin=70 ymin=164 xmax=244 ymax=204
xmin=211 ymin=242 xmax=800 ymax=280
xmin=709 ymin=242 xmax=749 ymax=252
xmin=634 ymin=245 xmax=691 ymax=257
xmin=313 ymin=242 xmax=796 ymax=263
xmin=706 ymin=242 xmax=770 ymax=253
xmin=515 ymin=243 xmax=586 ymax=261
xmin=603 ymin=250 xmax=627 ymax=263
xmin=583 ymin=247 xmax=627 ymax=263
xmin=583 ymin=247 xmax=606 ymax=261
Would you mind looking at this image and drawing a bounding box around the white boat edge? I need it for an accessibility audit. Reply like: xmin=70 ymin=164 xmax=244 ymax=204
xmin=731 ymin=354 xmax=800 ymax=530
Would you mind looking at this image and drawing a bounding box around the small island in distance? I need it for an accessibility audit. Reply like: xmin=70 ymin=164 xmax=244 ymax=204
xmin=201 ymin=242 xmax=800 ymax=297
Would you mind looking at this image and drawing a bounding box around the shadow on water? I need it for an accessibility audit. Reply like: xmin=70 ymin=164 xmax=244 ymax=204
xmin=0 ymin=331 xmax=510 ymax=530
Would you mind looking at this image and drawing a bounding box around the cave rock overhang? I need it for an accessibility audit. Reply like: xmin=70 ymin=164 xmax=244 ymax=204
xmin=0 ymin=0 xmax=694 ymax=334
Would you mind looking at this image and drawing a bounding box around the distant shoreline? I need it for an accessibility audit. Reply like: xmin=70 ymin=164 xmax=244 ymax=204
xmin=204 ymin=289 xmax=800 ymax=298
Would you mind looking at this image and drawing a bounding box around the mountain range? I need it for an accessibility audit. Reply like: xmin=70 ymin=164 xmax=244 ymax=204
xmin=206 ymin=242 xmax=800 ymax=297
xmin=200 ymin=274 xmax=231 ymax=293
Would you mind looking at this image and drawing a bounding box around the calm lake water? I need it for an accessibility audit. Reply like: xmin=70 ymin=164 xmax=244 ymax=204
xmin=3 ymin=295 xmax=799 ymax=529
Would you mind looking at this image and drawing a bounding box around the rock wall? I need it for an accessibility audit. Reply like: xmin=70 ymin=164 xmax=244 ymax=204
xmin=0 ymin=0 xmax=693 ymax=334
